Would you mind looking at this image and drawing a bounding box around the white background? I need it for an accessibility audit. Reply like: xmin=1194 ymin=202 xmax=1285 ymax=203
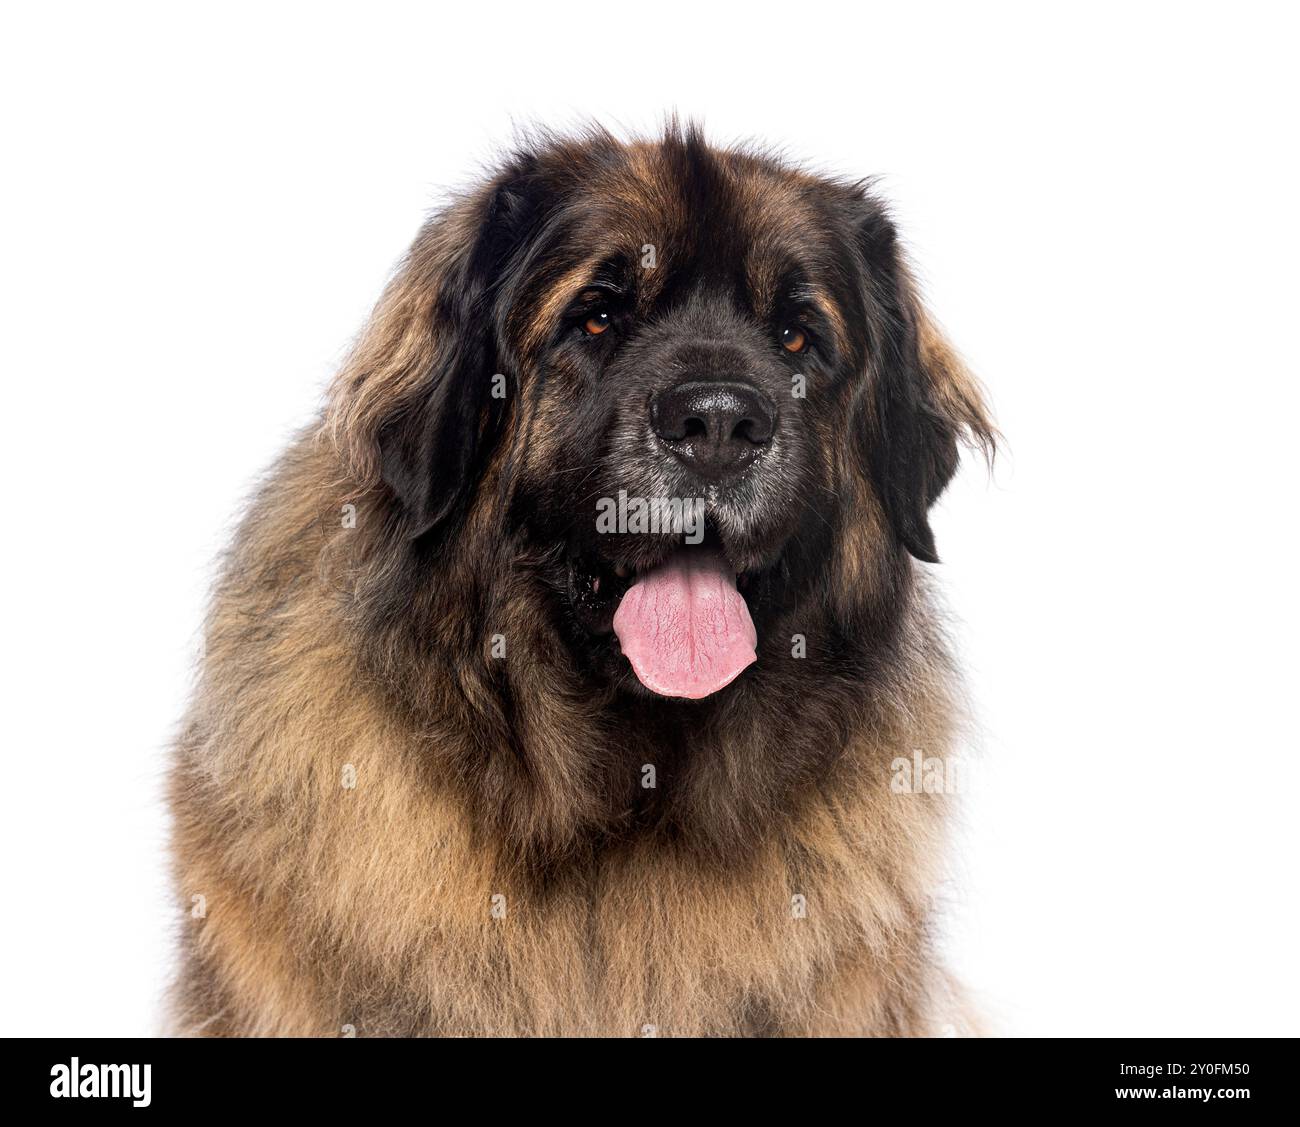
xmin=2 ymin=1 xmax=1297 ymax=1037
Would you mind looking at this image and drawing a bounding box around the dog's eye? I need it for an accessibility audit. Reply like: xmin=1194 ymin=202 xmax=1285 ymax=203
xmin=583 ymin=309 xmax=613 ymax=336
xmin=780 ymin=326 xmax=807 ymax=353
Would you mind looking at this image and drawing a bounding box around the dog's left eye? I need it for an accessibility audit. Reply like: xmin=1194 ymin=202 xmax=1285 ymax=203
xmin=583 ymin=309 xmax=613 ymax=335
xmin=780 ymin=326 xmax=807 ymax=353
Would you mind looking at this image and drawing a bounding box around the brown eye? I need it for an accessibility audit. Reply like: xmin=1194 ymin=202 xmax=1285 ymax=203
xmin=584 ymin=309 xmax=612 ymax=335
xmin=780 ymin=326 xmax=807 ymax=353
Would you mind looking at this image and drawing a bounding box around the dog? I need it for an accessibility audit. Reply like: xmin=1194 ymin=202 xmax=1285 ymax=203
xmin=169 ymin=124 xmax=995 ymax=1036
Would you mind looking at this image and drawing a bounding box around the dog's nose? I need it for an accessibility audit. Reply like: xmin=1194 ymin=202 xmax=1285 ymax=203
xmin=650 ymin=381 xmax=776 ymax=480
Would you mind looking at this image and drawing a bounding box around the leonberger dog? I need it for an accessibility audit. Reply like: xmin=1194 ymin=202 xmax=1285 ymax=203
xmin=169 ymin=124 xmax=995 ymax=1037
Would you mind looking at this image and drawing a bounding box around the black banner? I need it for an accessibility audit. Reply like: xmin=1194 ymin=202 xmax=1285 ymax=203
xmin=1 ymin=1036 xmax=1291 ymax=1113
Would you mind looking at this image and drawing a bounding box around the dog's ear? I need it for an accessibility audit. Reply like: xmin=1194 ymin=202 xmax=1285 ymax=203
xmin=325 ymin=157 xmax=548 ymax=540
xmin=855 ymin=202 xmax=997 ymax=563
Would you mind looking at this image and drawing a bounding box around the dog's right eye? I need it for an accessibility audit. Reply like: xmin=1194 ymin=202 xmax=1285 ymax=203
xmin=583 ymin=309 xmax=613 ymax=335
xmin=780 ymin=326 xmax=808 ymax=353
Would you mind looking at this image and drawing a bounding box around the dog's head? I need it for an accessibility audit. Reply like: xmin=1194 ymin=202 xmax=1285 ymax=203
xmin=328 ymin=125 xmax=994 ymax=702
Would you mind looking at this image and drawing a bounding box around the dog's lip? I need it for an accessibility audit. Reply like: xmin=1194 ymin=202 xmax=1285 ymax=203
xmin=610 ymin=549 xmax=741 ymax=583
xmin=581 ymin=527 xmax=746 ymax=585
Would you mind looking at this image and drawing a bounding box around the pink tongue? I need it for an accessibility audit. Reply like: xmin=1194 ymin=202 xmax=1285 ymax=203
xmin=612 ymin=549 xmax=757 ymax=699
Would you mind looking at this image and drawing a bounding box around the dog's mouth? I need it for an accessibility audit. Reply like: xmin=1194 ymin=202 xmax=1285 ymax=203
xmin=567 ymin=528 xmax=765 ymax=700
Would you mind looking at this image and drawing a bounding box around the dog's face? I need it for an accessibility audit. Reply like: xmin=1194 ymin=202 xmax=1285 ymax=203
xmin=335 ymin=128 xmax=993 ymax=703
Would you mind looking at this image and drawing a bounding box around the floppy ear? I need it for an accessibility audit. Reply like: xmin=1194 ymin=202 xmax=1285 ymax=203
xmin=856 ymin=205 xmax=997 ymax=563
xmin=325 ymin=158 xmax=547 ymax=540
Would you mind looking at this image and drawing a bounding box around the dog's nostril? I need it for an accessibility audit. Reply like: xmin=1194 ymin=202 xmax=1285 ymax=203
xmin=731 ymin=417 xmax=766 ymax=445
xmin=683 ymin=416 xmax=708 ymax=440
